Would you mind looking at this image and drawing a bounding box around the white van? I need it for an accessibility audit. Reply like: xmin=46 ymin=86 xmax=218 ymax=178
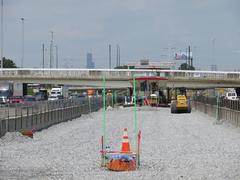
xmin=225 ymin=92 xmax=238 ymax=100
xmin=50 ymin=87 xmax=62 ymax=97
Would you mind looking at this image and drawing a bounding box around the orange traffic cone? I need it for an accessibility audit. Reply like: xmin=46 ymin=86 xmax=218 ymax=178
xmin=121 ymin=128 xmax=131 ymax=153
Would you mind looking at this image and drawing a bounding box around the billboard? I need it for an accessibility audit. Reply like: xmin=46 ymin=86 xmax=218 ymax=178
xmin=174 ymin=52 xmax=192 ymax=60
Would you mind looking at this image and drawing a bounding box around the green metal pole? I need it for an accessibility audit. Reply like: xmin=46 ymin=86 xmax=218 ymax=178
xmin=102 ymin=76 xmax=107 ymax=166
xmin=216 ymin=93 xmax=219 ymax=121
xmin=133 ymin=77 xmax=138 ymax=167
xmin=114 ymin=91 xmax=117 ymax=105
xmin=111 ymin=92 xmax=114 ymax=108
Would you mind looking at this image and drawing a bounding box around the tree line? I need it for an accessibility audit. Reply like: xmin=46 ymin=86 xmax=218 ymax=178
xmin=0 ymin=57 xmax=17 ymax=68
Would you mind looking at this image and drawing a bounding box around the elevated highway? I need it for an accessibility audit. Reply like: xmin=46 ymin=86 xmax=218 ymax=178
xmin=1 ymin=68 xmax=240 ymax=88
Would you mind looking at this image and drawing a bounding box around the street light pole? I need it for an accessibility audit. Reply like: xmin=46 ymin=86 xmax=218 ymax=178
xmin=109 ymin=44 xmax=111 ymax=69
xmin=21 ymin=17 xmax=24 ymax=68
xmin=42 ymin=43 xmax=44 ymax=69
xmin=55 ymin=45 xmax=58 ymax=68
xmin=50 ymin=31 xmax=54 ymax=68
xmin=1 ymin=0 xmax=4 ymax=69
xmin=211 ymin=38 xmax=216 ymax=71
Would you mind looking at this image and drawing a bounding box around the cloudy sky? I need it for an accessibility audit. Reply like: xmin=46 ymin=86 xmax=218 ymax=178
xmin=2 ymin=0 xmax=240 ymax=70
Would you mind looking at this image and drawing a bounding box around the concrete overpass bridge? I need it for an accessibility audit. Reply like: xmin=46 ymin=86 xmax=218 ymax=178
xmin=1 ymin=68 xmax=240 ymax=89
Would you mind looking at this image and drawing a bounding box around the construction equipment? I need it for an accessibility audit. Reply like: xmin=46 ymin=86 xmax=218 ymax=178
xmin=170 ymin=87 xmax=191 ymax=113
xmin=149 ymin=94 xmax=158 ymax=107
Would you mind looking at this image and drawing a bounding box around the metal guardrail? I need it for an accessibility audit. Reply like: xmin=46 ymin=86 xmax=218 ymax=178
xmin=193 ymin=96 xmax=240 ymax=111
xmin=193 ymin=96 xmax=240 ymax=128
xmin=1 ymin=68 xmax=240 ymax=81
xmin=0 ymin=97 xmax=102 ymax=138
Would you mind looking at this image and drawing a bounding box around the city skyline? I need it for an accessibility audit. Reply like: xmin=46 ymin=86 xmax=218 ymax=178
xmin=1 ymin=0 xmax=240 ymax=70
xmin=86 ymin=52 xmax=95 ymax=69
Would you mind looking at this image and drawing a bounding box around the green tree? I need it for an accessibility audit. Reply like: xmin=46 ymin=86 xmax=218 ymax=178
xmin=0 ymin=57 xmax=17 ymax=68
xmin=114 ymin=65 xmax=135 ymax=69
xmin=178 ymin=63 xmax=195 ymax=70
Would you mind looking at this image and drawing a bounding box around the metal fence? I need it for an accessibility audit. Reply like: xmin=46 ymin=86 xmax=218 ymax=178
xmin=0 ymin=97 xmax=102 ymax=138
xmin=194 ymin=96 xmax=240 ymax=111
xmin=193 ymin=96 xmax=240 ymax=127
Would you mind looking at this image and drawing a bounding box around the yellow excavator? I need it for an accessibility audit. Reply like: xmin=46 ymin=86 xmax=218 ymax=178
xmin=170 ymin=87 xmax=191 ymax=113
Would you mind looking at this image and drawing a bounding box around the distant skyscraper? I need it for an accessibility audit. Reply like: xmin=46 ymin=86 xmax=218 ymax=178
xmin=86 ymin=53 xmax=95 ymax=69
xmin=211 ymin=64 xmax=217 ymax=71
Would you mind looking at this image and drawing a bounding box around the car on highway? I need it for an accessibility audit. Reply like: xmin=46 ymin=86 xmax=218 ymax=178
xmin=57 ymin=95 xmax=64 ymax=100
xmin=35 ymin=92 xmax=47 ymax=101
xmin=69 ymin=93 xmax=86 ymax=100
xmin=0 ymin=96 xmax=8 ymax=104
xmin=9 ymin=96 xmax=24 ymax=104
xmin=22 ymin=95 xmax=36 ymax=106
xmin=48 ymin=95 xmax=64 ymax=101
xmin=225 ymin=92 xmax=238 ymax=101
xmin=48 ymin=96 xmax=58 ymax=101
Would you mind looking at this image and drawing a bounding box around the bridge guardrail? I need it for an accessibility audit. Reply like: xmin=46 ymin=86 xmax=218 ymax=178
xmin=1 ymin=69 xmax=240 ymax=81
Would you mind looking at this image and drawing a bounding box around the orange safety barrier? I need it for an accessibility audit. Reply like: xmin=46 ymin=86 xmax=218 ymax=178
xmin=107 ymin=159 xmax=136 ymax=171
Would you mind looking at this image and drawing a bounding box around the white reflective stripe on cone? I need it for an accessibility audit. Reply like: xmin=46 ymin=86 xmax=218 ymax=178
xmin=122 ymin=138 xmax=129 ymax=143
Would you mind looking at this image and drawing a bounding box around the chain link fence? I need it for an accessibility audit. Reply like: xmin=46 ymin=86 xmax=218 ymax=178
xmin=0 ymin=97 xmax=102 ymax=138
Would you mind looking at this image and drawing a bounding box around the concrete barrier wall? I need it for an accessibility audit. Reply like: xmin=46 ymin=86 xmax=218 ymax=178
xmin=0 ymin=120 xmax=7 ymax=137
xmin=193 ymin=101 xmax=240 ymax=128
xmin=0 ymin=98 xmax=102 ymax=138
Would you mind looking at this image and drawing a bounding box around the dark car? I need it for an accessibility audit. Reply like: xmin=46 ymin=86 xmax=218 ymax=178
xmin=9 ymin=96 xmax=23 ymax=104
xmin=57 ymin=95 xmax=64 ymax=100
xmin=35 ymin=92 xmax=46 ymax=101
xmin=69 ymin=93 xmax=86 ymax=100
xmin=23 ymin=95 xmax=36 ymax=106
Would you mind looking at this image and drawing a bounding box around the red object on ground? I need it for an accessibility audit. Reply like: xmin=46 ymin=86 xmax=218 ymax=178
xmin=21 ymin=129 xmax=34 ymax=138
xmin=138 ymin=130 xmax=141 ymax=155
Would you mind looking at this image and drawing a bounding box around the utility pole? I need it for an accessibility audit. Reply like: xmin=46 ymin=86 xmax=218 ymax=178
xmin=21 ymin=18 xmax=25 ymax=68
xmin=118 ymin=45 xmax=120 ymax=66
xmin=45 ymin=47 xmax=48 ymax=68
xmin=116 ymin=45 xmax=121 ymax=67
xmin=116 ymin=45 xmax=118 ymax=67
xmin=42 ymin=44 xmax=44 ymax=69
xmin=50 ymin=31 xmax=54 ymax=68
xmin=55 ymin=45 xmax=58 ymax=68
xmin=1 ymin=0 xmax=4 ymax=69
xmin=109 ymin=44 xmax=111 ymax=69
xmin=188 ymin=45 xmax=191 ymax=67
xmin=211 ymin=38 xmax=216 ymax=71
